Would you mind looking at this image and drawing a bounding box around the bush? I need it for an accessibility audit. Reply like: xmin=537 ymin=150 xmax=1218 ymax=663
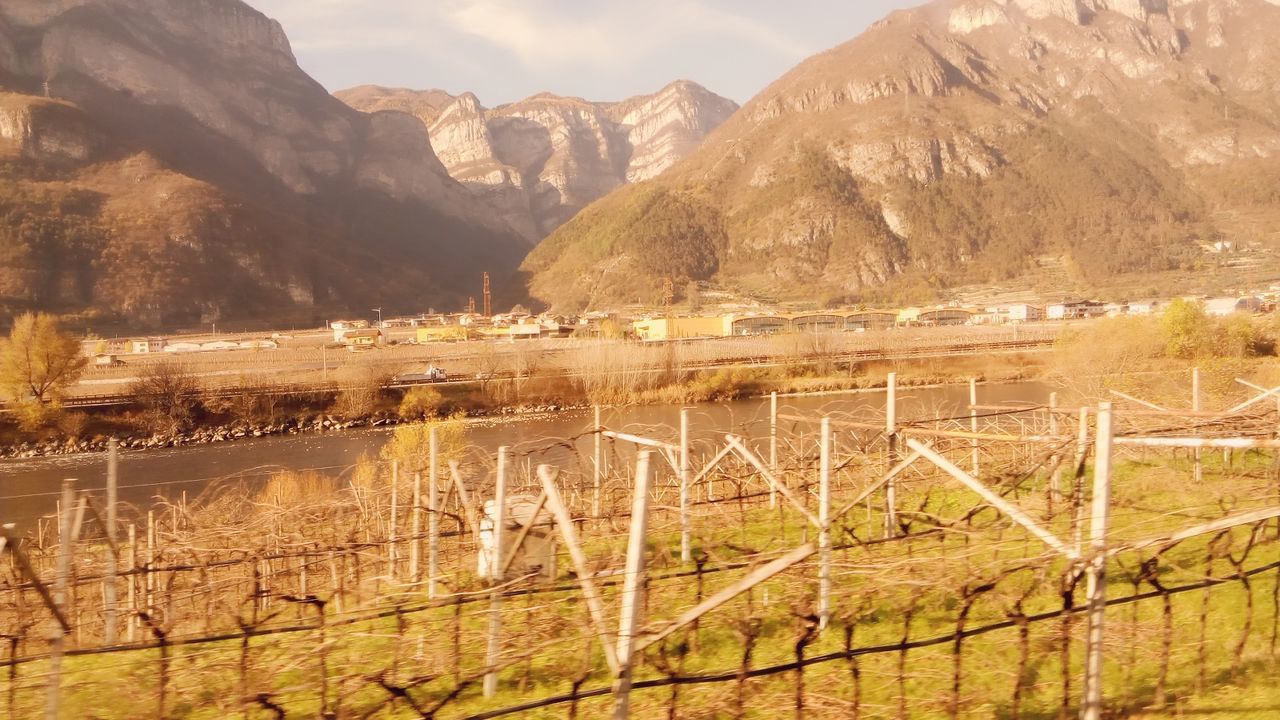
xmin=398 ymin=387 xmax=446 ymax=420
xmin=12 ymin=400 xmax=59 ymax=433
xmin=56 ymin=410 xmax=89 ymax=439
xmin=380 ymin=415 xmax=469 ymax=474
xmin=127 ymin=360 xmax=201 ymax=433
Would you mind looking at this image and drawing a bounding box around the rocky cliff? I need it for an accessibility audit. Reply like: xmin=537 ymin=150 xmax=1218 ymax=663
xmin=337 ymin=81 xmax=740 ymax=243
xmin=0 ymin=0 xmax=524 ymax=325
xmin=523 ymin=0 xmax=1280 ymax=310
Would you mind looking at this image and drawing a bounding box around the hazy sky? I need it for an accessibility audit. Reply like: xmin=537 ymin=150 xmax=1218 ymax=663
xmin=252 ymin=0 xmax=923 ymax=105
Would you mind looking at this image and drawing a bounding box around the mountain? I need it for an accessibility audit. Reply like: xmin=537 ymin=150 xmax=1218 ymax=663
xmin=0 ymin=0 xmax=526 ymax=326
xmin=521 ymin=0 xmax=1280 ymax=311
xmin=337 ymin=81 xmax=740 ymax=243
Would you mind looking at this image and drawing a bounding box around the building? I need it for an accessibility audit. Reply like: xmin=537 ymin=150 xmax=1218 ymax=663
xmin=917 ymin=308 xmax=975 ymax=326
xmin=163 ymin=342 xmax=202 ymax=354
xmin=341 ymin=329 xmax=384 ymax=349
xmin=131 ymin=338 xmax=166 ymax=354
xmin=791 ymin=314 xmax=846 ymax=333
xmin=633 ymin=316 xmax=732 ymax=341
xmin=730 ymin=315 xmax=790 ymax=336
xmin=1046 ymin=300 xmax=1106 ymax=321
xmin=1000 ymin=304 xmax=1044 ymax=323
xmin=1205 ymin=296 xmax=1263 ymax=317
xmin=331 ymin=320 xmax=371 ymax=343
xmin=845 ymin=311 xmax=898 ymax=331
xmin=1127 ymin=300 xmax=1161 ymax=316
xmin=416 ymin=325 xmax=468 ymax=344
xmin=201 ymin=341 xmax=240 ymax=352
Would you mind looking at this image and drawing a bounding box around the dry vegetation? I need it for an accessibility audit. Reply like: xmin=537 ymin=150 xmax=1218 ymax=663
xmin=4 ymin=388 xmax=1280 ymax=717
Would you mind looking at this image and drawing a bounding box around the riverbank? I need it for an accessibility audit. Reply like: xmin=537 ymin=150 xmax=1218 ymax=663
xmin=0 ymin=351 xmax=1047 ymax=460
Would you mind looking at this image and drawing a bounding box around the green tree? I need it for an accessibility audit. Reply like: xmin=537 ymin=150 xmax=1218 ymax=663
xmin=1159 ymin=298 xmax=1214 ymax=359
xmin=0 ymin=313 xmax=87 ymax=418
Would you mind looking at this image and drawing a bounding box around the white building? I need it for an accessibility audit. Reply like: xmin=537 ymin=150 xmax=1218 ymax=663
xmin=1003 ymin=304 xmax=1044 ymax=323
xmin=131 ymin=338 xmax=166 ymax=354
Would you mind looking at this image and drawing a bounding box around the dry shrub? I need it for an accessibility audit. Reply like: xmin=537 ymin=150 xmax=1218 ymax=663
xmin=255 ymin=470 xmax=338 ymax=509
xmin=398 ymin=386 xmax=446 ymax=420
xmin=381 ymin=415 xmax=469 ymax=474
xmin=128 ymin=359 xmax=202 ymax=432
xmin=1049 ymin=316 xmax=1165 ymax=401
xmin=56 ymin=410 xmax=90 ymax=439
xmin=332 ymin=358 xmax=396 ymax=418
xmin=566 ymin=340 xmax=666 ymax=405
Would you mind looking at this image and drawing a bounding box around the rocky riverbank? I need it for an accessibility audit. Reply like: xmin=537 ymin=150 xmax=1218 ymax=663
xmin=0 ymin=403 xmax=577 ymax=460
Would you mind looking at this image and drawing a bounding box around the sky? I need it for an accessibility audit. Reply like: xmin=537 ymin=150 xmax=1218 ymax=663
xmin=251 ymin=0 xmax=923 ymax=106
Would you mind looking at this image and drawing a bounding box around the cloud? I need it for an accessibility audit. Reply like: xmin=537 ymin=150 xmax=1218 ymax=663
xmin=446 ymin=0 xmax=810 ymax=67
xmin=260 ymin=0 xmax=808 ymax=68
xmin=446 ymin=1 xmax=616 ymax=67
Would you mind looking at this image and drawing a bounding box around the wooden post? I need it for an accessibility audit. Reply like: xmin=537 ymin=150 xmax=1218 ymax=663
xmin=410 ymin=471 xmax=422 ymax=584
xmin=105 ymin=440 xmax=119 ymax=645
xmin=483 ymin=447 xmax=508 ymax=699
xmin=1192 ymin=367 xmax=1202 ymax=485
xmin=612 ymin=451 xmax=654 ymax=720
xmin=818 ymin=418 xmax=832 ymax=630
xmin=593 ymin=406 xmax=604 ymax=519
xmin=47 ymin=479 xmax=74 ymax=720
xmin=1081 ymin=403 xmax=1115 ymax=720
xmin=680 ymin=408 xmax=692 ymax=564
xmin=389 ymin=460 xmax=399 ymax=579
xmin=969 ymin=378 xmax=980 ymax=477
xmin=885 ymin=372 xmax=898 ymax=538
xmin=428 ymin=426 xmax=440 ymax=599
xmin=770 ymin=391 xmax=779 ymax=509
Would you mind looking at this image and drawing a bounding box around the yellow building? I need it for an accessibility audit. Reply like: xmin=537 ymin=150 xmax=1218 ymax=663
xmin=632 ymin=316 xmax=732 ymax=341
xmin=416 ymin=326 xmax=468 ymax=343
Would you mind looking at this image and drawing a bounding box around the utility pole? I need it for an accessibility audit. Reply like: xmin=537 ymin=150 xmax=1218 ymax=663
xmin=483 ymin=273 xmax=492 ymax=317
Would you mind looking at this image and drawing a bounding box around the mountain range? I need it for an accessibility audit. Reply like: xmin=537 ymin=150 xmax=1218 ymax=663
xmin=0 ymin=0 xmax=526 ymax=325
xmin=523 ymin=0 xmax=1280 ymax=310
xmin=336 ymin=82 xmax=739 ymax=243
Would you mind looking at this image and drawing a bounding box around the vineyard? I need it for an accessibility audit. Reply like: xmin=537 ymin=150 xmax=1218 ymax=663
xmin=3 ymin=372 xmax=1280 ymax=718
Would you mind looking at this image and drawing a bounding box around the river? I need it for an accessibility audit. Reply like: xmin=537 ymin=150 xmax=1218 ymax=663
xmin=0 ymin=381 xmax=1051 ymax=529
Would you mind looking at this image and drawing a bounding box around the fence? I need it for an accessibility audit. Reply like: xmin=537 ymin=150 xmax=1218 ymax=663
xmin=2 ymin=370 xmax=1279 ymax=718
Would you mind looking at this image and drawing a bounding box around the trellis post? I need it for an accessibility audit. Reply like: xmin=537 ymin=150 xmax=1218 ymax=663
xmin=612 ymin=450 xmax=654 ymax=720
xmin=969 ymin=378 xmax=980 ymax=477
xmin=1081 ymin=402 xmax=1115 ymax=720
xmin=46 ymin=479 xmax=75 ymax=720
xmin=818 ymin=417 xmax=832 ymax=630
xmin=885 ymin=372 xmax=898 ymax=537
xmin=593 ymin=406 xmax=604 ymax=520
xmin=770 ymin=391 xmax=779 ymax=509
xmin=680 ymin=407 xmax=692 ymax=564
xmin=484 ymin=446 xmax=508 ymax=698
xmin=105 ymin=440 xmax=119 ymax=644
xmin=428 ymin=426 xmax=440 ymax=599
xmin=1192 ymin=367 xmax=1202 ymax=484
